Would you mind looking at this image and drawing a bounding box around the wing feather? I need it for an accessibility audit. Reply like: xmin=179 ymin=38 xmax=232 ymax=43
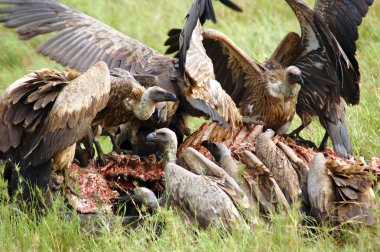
xmin=0 ymin=0 xmax=171 ymax=73
xmin=22 ymin=62 xmax=110 ymax=166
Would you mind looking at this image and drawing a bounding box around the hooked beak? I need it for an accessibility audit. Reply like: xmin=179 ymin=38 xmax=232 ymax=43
xmin=146 ymin=132 xmax=158 ymax=142
xmin=151 ymin=89 xmax=177 ymax=102
xmin=152 ymin=103 xmax=167 ymax=124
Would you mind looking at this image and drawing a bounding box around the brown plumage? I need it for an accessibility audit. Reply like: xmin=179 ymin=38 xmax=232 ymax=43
xmin=166 ymin=0 xmax=374 ymax=158
xmin=0 ymin=0 xmax=242 ymax=131
xmin=146 ymin=128 xmax=249 ymax=230
xmin=166 ymin=8 xmax=304 ymax=134
xmin=308 ymin=153 xmax=376 ymax=226
xmin=254 ymin=132 xmax=301 ymax=205
xmin=0 ymin=62 xmax=110 ymax=198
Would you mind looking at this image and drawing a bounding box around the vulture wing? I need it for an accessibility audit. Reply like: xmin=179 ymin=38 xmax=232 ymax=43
xmin=182 ymin=22 xmax=242 ymax=128
xmin=166 ymin=27 xmax=267 ymax=110
xmin=0 ymin=0 xmax=174 ymax=75
xmin=165 ymin=161 xmax=244 ymax=229
xmin=314 ymin=0 xmax=374 ymax=104
xmin=278 ymin=0 xmax=358 ymax=157
xmin=178 ymin=0 xmax=242 ymax=73
xmin=22 ymin=62 xmax=110 ymax=166
xmin=0 ymin=69 xmax=80 ymax=154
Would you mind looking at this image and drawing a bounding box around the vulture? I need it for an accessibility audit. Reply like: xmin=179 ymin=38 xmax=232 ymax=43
xmin=0 ymin=62 xmax=110 ymax=199
xmin=91 ymin=68 xmax=177 ymax=164
xmin=0 ymin=0 xmax=243 ymax=148
xmin=308 ymin=153 xmax=376 ymax=226
xmin=0 ymin=61 xmax=179 ymax=196
xmin=166 ymin=0 xmax=374 ymax=158
xmin=146 ymin=128 xmax=251 ymax=230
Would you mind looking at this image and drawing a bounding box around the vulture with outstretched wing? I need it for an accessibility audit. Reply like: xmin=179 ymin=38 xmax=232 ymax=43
xmin=0 ymin=62 xmax=110 ymax=199
xmin=0 ymin=0 xmax=243 ymax=137
xmin=166 ymin=0 xmax=373 ymax=157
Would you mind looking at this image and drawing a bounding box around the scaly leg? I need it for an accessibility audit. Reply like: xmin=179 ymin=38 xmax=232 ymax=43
xmin=283 ymin=124 xmax=317 ymax=149
xmin=318 ymin=131 xmax=329 ymax=152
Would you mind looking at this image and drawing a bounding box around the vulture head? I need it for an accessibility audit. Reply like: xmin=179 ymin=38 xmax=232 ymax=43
xmin=146 ymin=128 xmax=178 ymax=162
xmin=135 ymin=87 xmax=177 ymax=121
xmin=285 ymin=66 xmax=303 ymax=86
xmin=268 ymin=65 xmax=303 ymax=99
xmin=201 ymin=140 xmax=231 ymax=163
xmin=146 ymin=86 xmax=177 ymax=103
xmin=129 ymin=187 xmax=159 ymax=210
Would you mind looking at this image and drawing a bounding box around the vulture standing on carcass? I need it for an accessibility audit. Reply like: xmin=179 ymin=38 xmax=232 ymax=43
xmin=0 ymin=62 xmax=110 ymax=199
xmin=166 ymin=0 xmax=374 ymax=158
xmin=308 ymin=153 xmax=376 ymax=226
xmin=0 ymin=0 xmax=243 ymax=155
xmin=146 ymin=128 xmax=251 ymax=231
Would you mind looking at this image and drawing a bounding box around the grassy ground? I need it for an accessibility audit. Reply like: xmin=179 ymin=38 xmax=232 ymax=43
xmin=0 ymin=0 xmax=379 ymax=251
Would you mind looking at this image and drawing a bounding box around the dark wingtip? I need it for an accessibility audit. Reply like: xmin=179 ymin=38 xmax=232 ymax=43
xmin=219 ymin=0 xmax=243 ymax=12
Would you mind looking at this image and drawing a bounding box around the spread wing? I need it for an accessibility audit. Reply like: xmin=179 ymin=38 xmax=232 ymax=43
xmin=166 ymin=27 xmax=267 ymax=110
xmin=182 ymin=22 xmax=242 ymax=127
xmin=0 ymin=0 xmax=173 ymax=74
xmin=177 ymin=0 xmax=242 ymax=73
xmin=22 ymin=62 xmax=110 ymax=166
xmin=314 ymin=0 xmax=374 ymax=99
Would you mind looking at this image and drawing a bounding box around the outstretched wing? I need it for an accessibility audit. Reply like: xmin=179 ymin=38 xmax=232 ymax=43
xmin=166 ymin=26 xmax=267 ymax=109
xmin=22 ymin=62 xmax=110 ymax=166
xmin=0 ymin=0 xmax=172 ymax=73
xmin=181 ymin=22 xmax=242 ymax=127
xmin=178 ymin=0 xmax=242 ymax=72
xmin=314 ymin=0 xmax=374 ymax=104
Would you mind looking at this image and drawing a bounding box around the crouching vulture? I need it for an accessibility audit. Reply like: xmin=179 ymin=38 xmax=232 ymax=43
xmin=166 ymin=0 xmax=373 ymax=158
xmin=146 ymin=128 xmax=251 ymax=231
xmin=0 ymin=62 xmax=110 ymax=199
xmin=0 ymin=0 xmax=243 ymax=148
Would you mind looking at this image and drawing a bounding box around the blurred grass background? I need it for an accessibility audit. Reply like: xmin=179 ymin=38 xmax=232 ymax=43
xmin=0 ymin=0 xmax=379 ymax=250
xmin=0 ymin=0 xmax=378 ymax=157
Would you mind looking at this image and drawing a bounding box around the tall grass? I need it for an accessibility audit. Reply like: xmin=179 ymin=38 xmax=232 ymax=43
xmin=0 ymin=0 xmax=379 ymax=251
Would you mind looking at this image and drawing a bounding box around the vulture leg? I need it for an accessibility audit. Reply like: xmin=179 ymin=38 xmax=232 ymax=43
xmin=318 ymin=131 xmax=329 ymax=152
xmin=74 ymin=129 xmax=96 ymax=167
xmin=284 ymin=124 xmax=317 ymax=149
xmin=107 ymin=132 xmax=130 ymax=155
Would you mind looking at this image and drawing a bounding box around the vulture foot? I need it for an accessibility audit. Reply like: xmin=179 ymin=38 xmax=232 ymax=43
xmin=283 ymin=132 xmax=317 ymax=150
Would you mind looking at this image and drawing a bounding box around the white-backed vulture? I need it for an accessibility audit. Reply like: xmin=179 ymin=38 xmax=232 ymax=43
xmin=91 ymin=68 xmax=177 ymax=164
xmin=0 ymin=0 xmax=242 ymax=137
xmin=0 ymin=62 xmax=110 ymax=199
xmin=308 ymin=153 xmax=376 ymax=226
xmin=166 ymin=0 xmax=374 ymax=158
xmin=146 ymin=128 xmax=249 ymax=230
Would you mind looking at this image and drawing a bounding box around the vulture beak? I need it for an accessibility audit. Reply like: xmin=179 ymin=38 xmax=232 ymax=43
xmin=152 ymin=102 xmax=167 ymax=124
xmin=150 ymin=87 xmax=177 ymax=102
xmin=146 ymin=132 xmax=158 ymax=142
xmin=286 ymin=66 xmax=303 ymax=86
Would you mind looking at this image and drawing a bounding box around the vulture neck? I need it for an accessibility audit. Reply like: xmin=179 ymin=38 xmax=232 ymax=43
xmin=133 ymin=92 xmax=156 ymax=121
xmin=163 ymin=138 xmax=178 ymax=165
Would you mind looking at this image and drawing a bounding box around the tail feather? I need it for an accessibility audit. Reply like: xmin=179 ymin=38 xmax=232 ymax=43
xmin=326 ymin=120 xmax=352 ymax=158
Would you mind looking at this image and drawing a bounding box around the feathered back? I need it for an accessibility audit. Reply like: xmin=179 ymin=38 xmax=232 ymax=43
xmin=0 ymin=69 xmax=79 ymax=153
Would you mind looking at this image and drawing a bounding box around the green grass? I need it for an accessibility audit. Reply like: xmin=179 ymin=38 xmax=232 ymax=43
xmin=0 ymin=0 xmax=379 ymax=251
